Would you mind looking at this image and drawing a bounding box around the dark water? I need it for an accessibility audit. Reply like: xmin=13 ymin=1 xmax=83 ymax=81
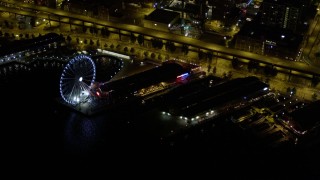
xmin=0 ymin=61 xmax=166 ymax=167
xmin=1 ymin=64 xmax=61 ymax=157
xmin=1 ymin=62 xmax=320 ymax=177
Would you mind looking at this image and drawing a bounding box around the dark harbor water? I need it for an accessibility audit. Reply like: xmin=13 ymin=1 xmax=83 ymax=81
xmin=1 ymin=62 xmax=320 ymax=177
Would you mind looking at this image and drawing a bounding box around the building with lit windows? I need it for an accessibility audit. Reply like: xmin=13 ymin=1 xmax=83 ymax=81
xmin=235 ymin=22 xmax=303 ymax=60
xmin=259 ymin=0 xmax=314 ymax=33
xmin=234 ymin=0 xmax=316 ymax=60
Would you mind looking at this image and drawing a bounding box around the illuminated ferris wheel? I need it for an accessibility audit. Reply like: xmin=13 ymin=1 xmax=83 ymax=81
xmin=59 ymin=55 xmax=96 ymax=105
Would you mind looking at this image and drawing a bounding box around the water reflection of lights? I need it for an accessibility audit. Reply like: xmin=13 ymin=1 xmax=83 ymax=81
xmin=65 ymin=112 xmax=98 ymax=153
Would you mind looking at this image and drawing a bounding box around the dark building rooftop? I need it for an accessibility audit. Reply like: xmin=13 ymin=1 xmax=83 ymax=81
xmin=166 ymin=76 xmax=269 ymax=117
xmin=290 ymin=100 xmax=320 ymax=132
xmin=145 ymin=9 xmax=180 ymax=24
xmin=104 ymin=61 xmax=189 ymax=94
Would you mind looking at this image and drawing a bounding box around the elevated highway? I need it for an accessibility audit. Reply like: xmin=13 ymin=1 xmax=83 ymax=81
xmin=0 ymin=0 xmax=320 ymax=78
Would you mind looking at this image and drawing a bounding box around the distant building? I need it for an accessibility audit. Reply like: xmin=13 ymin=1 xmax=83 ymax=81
xmin=34 ymin=0 xmax=45 ymax=6
xmin=34 ymin=0 xmax=56 ymax=8
xmin=259 ymin=0 xmax=314 ymax=33
xmin=154 ymin=0 xmax=209 ymax=29
xmin=235 ymin=22 xmax=303 ymax=60
xmin=184 ymin=3 xmax=202 ymax=19
xmin=144 ymin=9 xmax=180 ymax=32
xmin=234 ymin=0 xmax=316 ymax=60
xmin=46 ymin=0 xmax=57 ymax=8
xmin=61 ymin=0 xmax=120 ymax=18
xmin=62 ymin=0 xmax=91 ymax=15
xmin=208 ymin=0 xmax=240 ymax=26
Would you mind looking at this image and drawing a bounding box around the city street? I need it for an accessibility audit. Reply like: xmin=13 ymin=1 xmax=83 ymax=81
xmin=301 ymin=4 xmax=320 ymax=66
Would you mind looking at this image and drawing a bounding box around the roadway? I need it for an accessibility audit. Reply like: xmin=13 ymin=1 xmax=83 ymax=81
xmin=1 ymin=0 xmax=320 ymax=77
xmin=301 ymin=3 xmax=320 ymax=66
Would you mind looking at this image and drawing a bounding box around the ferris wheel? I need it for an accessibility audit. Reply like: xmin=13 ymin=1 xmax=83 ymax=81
xmin=60 ymin=54 xmax=96 ymax=105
